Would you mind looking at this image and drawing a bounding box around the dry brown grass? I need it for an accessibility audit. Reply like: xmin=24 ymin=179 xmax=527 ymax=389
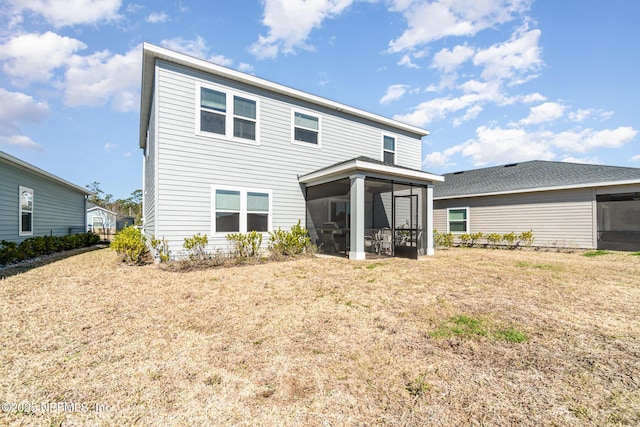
xmin=1 ymin=248 xmax=639 ymax=426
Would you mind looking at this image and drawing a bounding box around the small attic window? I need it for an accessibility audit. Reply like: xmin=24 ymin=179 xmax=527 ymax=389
xmin=504 ymin=163 xmax=518 ymax=168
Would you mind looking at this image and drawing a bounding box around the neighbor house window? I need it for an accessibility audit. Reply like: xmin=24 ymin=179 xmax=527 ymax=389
xmin=447 ymin=207 xmax=469 ymax=233
xmin=293 ymin=111 xmax=320 ymax=145
xmin=383 ymin=135 xmax=396 ymax=164
xmin=199 ymin=85 xmax=258 ymax=142
xmin=19 ymin=186 xmax=33 ymax=236
xmin=214 ymin=187 xmax=271 ymax=233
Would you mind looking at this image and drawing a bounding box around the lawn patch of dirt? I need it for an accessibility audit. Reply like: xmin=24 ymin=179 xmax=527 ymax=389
xmin=1 ymin=248 xmax=639 ymax=425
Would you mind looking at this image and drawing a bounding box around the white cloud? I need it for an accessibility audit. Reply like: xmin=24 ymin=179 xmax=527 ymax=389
xmin=567 ymin=108 xmax=591 ymax=123
xmin=473 ymin=27 xmax=542 ymax=85
xmin=423 ymin=144 xmax=464 ymax=168
xmin=550 ymin=127 xmax=637 ymax=153
xmin=146 ymin=11 xmax=169 ymax=23
xmin=453 ymin=105 xmax=483 ymax=126
xmin=104 ymin=143 xmax=118 ymax=153
xmin=388 ymin=0 xmax=531 ymax=53
xmin=0 ymin=88 xmax=50 ymax=134
xmin=7 ymin=0 xmax=122 ymax=27
xmin=380 ymin=84 xmax=410 ymax=104
xmin=519 ymin=102 xmax=566 ymax=125
xmin=521 ymin=93 xmax=546 ymax=103
xmin=431 ymin=44 xmax=474 ymax=73
xmin=208 ymin=54 xmax=233 ymax=68
xmin=250 ymin=0 xmax=355 ymax=59
xmin=560 ymin=156 xmax=600 ymax=165
xmin=0 ymin=32 xmax=86 ymax=85
xmin=631 ymin=155 xmax=640 ymax=162
xmin=0 ymin=135 xmax=43 ymax=151
xmin=64 ymin=45 xmax=141 ymax=112
xmin=160 ymin=36 xmax=208 ymax=59
xmin=238 ymin=63 xmax=255 ymax=73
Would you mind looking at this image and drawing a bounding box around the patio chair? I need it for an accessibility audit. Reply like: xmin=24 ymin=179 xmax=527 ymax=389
xmin=379 ymin=228 xmax=393 ymax=255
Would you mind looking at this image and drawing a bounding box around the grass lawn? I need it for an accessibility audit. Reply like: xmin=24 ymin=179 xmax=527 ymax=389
xmin=1 ymin=248 xmax=639 ymax=426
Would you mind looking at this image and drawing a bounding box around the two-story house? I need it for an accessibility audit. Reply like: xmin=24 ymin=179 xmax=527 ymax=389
xmin=139 ymin=43 xmax=443 ymax=260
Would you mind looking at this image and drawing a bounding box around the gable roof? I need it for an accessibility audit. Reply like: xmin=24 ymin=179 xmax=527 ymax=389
xmin=139 ymin=43 xmax=429 ymax=149
xmin=299 ymin=156 xmax=443 ymax=187
xmin=0 ymin=151 xmax=92 ymax=196
xmin=434 ymin=160 xmax=640 ymax=199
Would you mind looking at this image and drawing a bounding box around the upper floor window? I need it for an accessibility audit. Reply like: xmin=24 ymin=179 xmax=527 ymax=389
xmin=293 ymin=111 xmax=320 ymax=145
xmin=447 ymin=207 xmax=469 ymax=233
xmin=199 ymin=85 xmax=258 ymax=143
xmin=383 ymin=135 xmax=396 ymax=164
xmin=19 ymin=186 xmax=33 ymax=236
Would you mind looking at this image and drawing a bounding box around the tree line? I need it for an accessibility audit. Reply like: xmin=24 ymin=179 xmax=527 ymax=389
xmin=86 ymin=181 xmax=142 ymax=225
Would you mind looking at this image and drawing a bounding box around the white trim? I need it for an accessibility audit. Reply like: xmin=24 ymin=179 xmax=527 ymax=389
xmin=291 ymin=108 xmax=322 ymax=148
xmin=446 ymin=207 xmax=469 ymax=234
xmin=381 ymin=134 xmax=396 ymax=165
xmin=211 ymin=186 xmax=273 ymax=235
xmin=434 ymin=179 xmax=640 ymax=200
xmin=299 ymin=158 xmax=444 ymax=186
xmin=195 ymin=82 xmax=261 ymax=146
xmin=19 ymin=186 xmax=34 ymax=237
xmin=140 ymin=43 xmax=429 ymax=149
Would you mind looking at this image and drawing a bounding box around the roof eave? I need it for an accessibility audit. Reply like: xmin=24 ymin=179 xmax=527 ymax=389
xmin=434 ymin=179 xmax=640 ymax=200
xmin=139 ymin=43 xmax=429 ymax=149
xmin=300 ymin=158 xmax=444 ymax=186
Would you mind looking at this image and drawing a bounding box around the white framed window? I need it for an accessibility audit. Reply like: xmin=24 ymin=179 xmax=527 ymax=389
xmin=447 ymin=207 xmax=469 ymax=233
xmin=19 ymin=186 xmax=34 ymax=236
xmin=197 ymin=83 xmax=259 ymax=144
xmin=292 ymin=110 xmax=321 ymax=146
xmin=382 ymin=135 xmax=396 ymax=164
xmin=213 ymin=187 xmax=272 ymax=234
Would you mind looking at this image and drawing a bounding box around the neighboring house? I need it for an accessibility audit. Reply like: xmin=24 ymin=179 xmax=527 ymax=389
xmin=0 ymin=150 xmax=91 ymax=244
xmin=86 ymin=204 xmax=118 ymax=240
xmin=434 ymin=160 xmax=640 ymax=251
xmin=139 ymin=43 xmax=443 ymax=260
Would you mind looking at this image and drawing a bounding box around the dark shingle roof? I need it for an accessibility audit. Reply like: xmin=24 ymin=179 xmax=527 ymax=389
xmin=434 ymin=160 xmax=640 ymax=198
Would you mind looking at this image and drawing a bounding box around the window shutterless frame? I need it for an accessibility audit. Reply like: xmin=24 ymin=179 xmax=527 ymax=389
xmin=382 ymin=134 xmax=396 ymax=165
xmin=446 ymin=207 xmax=469 ymax=233
xmin=291 ymin=108 xmax=321 ymax=148
xmin=196 ymin=83 xmax=260 ymax=145
xmin=212 ymin=186 xmax=272 ymax=234
xmin=19 ymin=186 xmax=34 ymax=236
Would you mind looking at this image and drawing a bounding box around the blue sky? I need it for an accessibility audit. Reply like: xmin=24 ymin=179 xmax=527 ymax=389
xmin=0 ymin=0 xmax=638 ymax=199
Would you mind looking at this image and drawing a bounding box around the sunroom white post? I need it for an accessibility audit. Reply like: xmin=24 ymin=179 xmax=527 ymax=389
xmin=426 ymin=184 xmax=435 ymax=256
xmin=349 ymin=174 xmax=366 ymax=260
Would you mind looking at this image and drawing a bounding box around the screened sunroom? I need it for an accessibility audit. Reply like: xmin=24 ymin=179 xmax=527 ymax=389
xmin=300 ymin=157 xmax=444 ymax=260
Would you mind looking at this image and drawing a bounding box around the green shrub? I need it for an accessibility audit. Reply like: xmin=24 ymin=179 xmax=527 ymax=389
xmin=111 ymin=226 xmax=148 ymax=265
xmin=502 ymin=232 xmax=518 ymax=249
xmin=150 ymin=236 xmax=170 ymax=263
xmin=227 ymin=231 xmax=263 ymax=258
xmin=469 ymin=232 xmax=484 ymax=247
xmin=485 ymin=233 xmax=503 ymax=248
xmin=268 ymin=220 xmax=313 ymax=257
xmin=458 ymin=233 xmax=471 ymax=247
xmin=518 ymin=230 xmax=535 ymax=248
xmin=0 ymin=233 xmax=100 ymax=266
xmin=434 ymin=230 xmax=454 ymax=248
xmin=183 ymin=233 xmax=209 ymax=260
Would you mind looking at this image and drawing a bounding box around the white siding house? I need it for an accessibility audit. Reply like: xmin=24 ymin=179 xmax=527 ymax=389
xmin=139 ymin=43 xmax=443 ymax=260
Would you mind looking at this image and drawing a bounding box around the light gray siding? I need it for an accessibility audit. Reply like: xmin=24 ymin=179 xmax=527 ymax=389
xmin=149 ymin=60 xmax=424 ymax=255
xmin=0 ymin=158 xmax=87 ymax=243
xmin=434 ymin=188 xmax=596 ymax=249
xmin=142 ymin=92 xmax=157 ymax=241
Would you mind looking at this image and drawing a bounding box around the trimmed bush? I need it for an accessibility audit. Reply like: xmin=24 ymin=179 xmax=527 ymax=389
xmin=227 ymin=231 xmax=263 ymax=258
xmin=268 ymin=220 xmax=313 ymax=257
xmin=111 ymin=226 xmax=148 ymax=265
xmin=0 ymin=233 xmax=100 ymax=266
xmin=183 ymin=233 xmax=209 ymax=260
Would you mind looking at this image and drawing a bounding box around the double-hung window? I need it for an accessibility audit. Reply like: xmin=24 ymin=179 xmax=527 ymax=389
xmin=382 ymin=135 xmax=396 ymax=164
xmin=19 ymin=186 xmax=33 ymax=236
xmin=293 ymin=111 xmax=320 ymax=145
xmin=199 ymin=85 xmax=258 ymax=143
xmin=213 ymin=187 xmax=271 ymax=233
xmin=447 ymin=207 xmax=469 ymax=233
